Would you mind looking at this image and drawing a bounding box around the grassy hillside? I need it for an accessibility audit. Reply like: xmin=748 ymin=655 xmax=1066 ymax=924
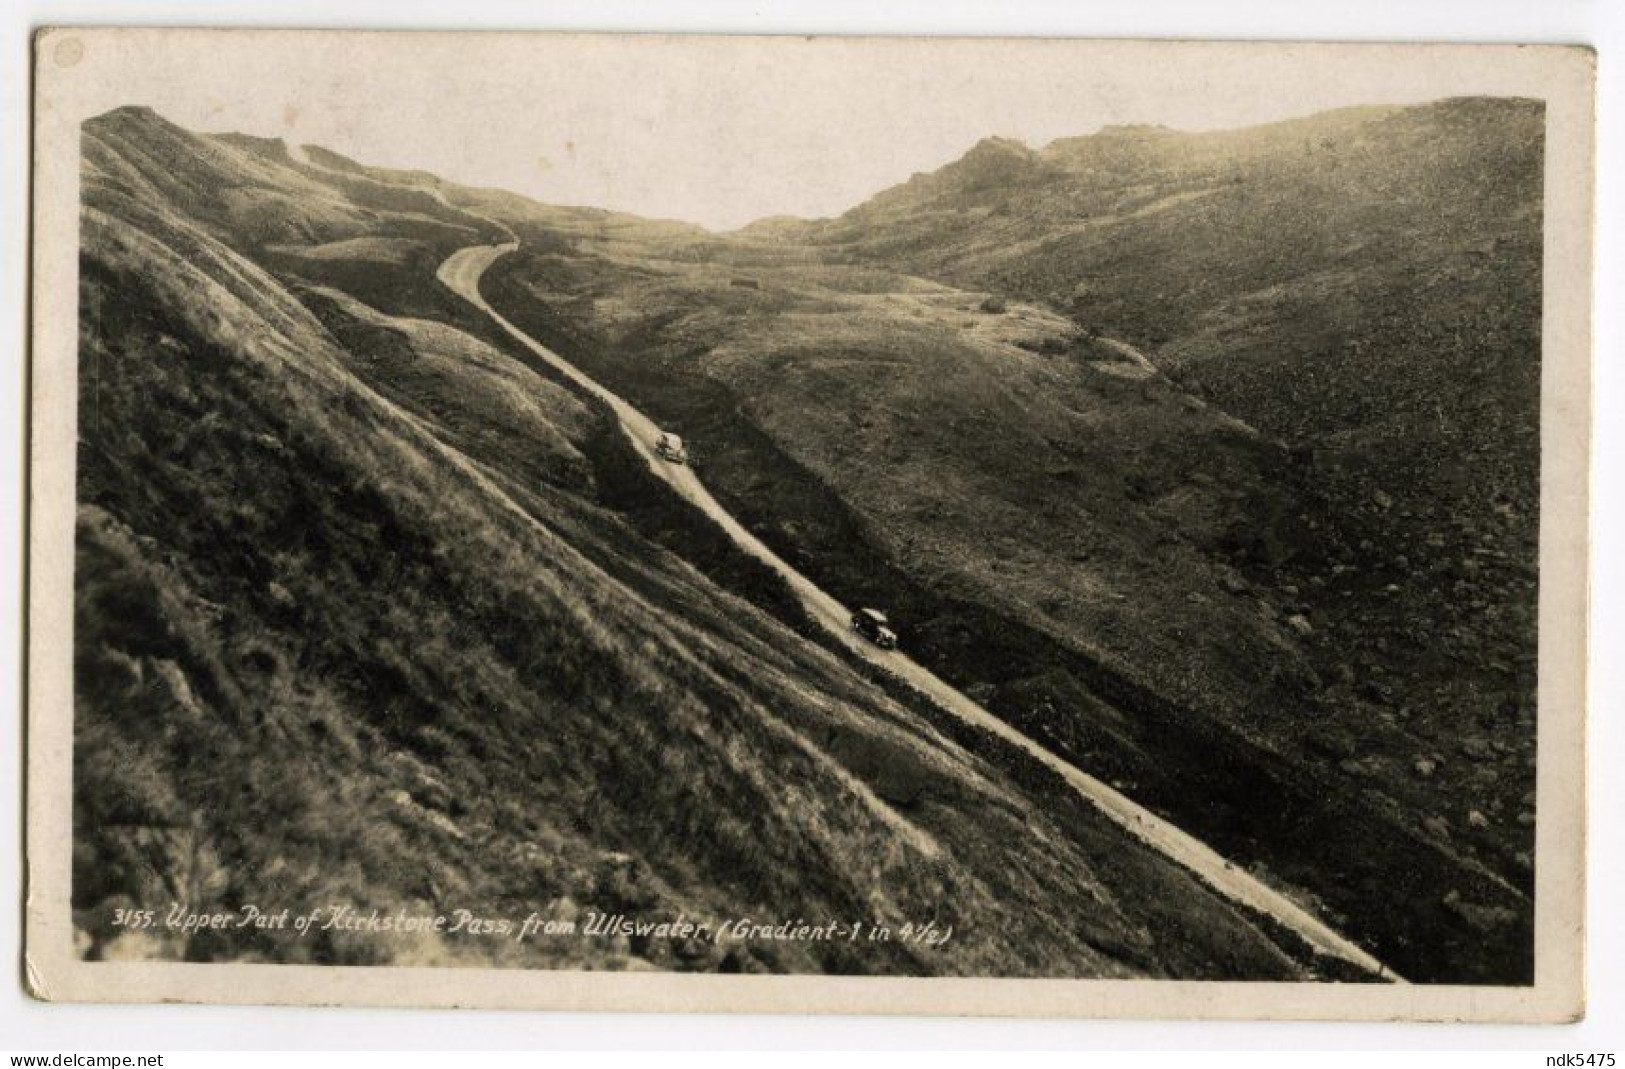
xmin=472 ymin=98 xmax=1542 ymax=983
xmin=794 ymin=97 xmax=1545 ymax=924
xmin=71 ymin=106 xmax=1330 ymax=979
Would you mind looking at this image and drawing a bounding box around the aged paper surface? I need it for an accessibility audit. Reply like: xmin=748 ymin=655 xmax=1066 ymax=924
xmin=27 ymin=28 xmax=1593 ymax=1020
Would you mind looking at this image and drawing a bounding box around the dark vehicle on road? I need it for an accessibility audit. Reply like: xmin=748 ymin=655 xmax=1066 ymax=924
xmin=655 ymin=431 xmax=689 ymax=464
xmin=851 ymin=607 xmax=898 ymax=650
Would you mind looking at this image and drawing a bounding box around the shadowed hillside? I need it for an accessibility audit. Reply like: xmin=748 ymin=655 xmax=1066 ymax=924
xmin=470 ymin=98 xmax=1542 ymax=983
xmin=784 ymin=99 xmax=1545 ymax=937
xmin=72 ymin=106 xmax=1336 ymax=979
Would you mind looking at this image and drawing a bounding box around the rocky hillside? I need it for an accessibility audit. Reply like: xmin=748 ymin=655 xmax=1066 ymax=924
xmin=473 ymin=98 xmax=1543 ymax=983
xmin=790 ymin=97 xmax=1546 ymax=942
xmin=71 ymin=106 xmax=1334 ymax=979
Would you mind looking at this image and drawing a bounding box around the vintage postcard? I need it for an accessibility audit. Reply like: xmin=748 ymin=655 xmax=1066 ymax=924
xmin=26 ymin=29 xmax=1593 ymax=1020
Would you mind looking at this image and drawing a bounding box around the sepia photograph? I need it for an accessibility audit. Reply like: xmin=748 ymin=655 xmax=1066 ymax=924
xmin=23 ymin=28 xmax=1594 ymax=1021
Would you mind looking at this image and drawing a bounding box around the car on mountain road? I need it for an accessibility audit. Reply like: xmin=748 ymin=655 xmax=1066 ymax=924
xmin=851 ymin=608 xmax=899 ymax=650
xmin=655 ymin=432 xmax=689 ymax=464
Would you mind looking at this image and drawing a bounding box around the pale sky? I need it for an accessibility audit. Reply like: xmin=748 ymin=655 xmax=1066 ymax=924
xmin=46 ymin=30 xmax=1565 ymax=230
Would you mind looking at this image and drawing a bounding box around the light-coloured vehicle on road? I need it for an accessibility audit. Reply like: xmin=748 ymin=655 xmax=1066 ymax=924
xmin=851 ymin=607 xmax=899 ymax=650
xmin=655 ymin=432 xmax=689 ymax=464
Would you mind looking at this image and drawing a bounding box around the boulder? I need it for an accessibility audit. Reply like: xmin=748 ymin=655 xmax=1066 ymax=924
xmin=1442 ymin=890 xmax=1518 ymax=934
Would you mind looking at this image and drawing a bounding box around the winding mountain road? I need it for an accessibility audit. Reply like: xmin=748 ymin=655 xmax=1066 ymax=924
xmin=438 ymin=240 xmax=1401 ymax=983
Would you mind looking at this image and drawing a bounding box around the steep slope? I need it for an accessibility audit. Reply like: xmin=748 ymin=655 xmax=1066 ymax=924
xmin=471 ymin=98 xmax=1541 ymax=983
xmin=790 ymin=97 xmax=1545 ymax=915
xmin=71 ymin=107 xmax=1329 ymax=978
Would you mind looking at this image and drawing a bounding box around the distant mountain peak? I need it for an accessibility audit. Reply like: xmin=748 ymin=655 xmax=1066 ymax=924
xmin=100 ymin=104 xmax=162 ymax=121
xmin=965 ymin=135 xmax=1040 ymax=157
xmin=848 ymin=134 xmax=1053 ymax=216
xmin=87 ymin=104 xmax=180 ymax=134
xmin=950 ymin=136 xmax=1044 ymax=175
xmin=924 ymin=135 xmax=1051 ymax=193
xmin=1092 ymin=123 xmax=1177 ymax=138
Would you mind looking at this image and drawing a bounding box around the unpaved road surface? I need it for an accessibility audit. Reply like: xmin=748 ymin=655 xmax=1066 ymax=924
xmin=439 ymin=240 xmax=1400 ymax=982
